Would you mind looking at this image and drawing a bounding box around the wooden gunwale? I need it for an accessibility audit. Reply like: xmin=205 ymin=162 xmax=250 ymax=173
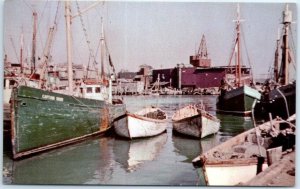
xmin=204 ymin=158 xmax=262 ymax=166
xmin=127 ymin=112 xmax=167 ymax=123
xmin=172 ymin=113 xmax=200 ymax=123
xmin=199 ymin=110 xmax=220 ymax=123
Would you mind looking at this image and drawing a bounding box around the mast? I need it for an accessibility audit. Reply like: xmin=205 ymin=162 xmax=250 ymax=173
xmin=236 ymin=4 xmax=242 ymax=87
xmin=274 ymin=29 xmax=280 ymax=82
xmin=279 ymin=4 xmax=292 ymax=85
xmin=65 ymin=1 xmax=73 ymax=94
xmin=20 ymin=28 xmax=24 ymax=74
xmin=100 ymin=17 xmax=105 ymax=80
xmin=31 ymin=11 xmax=37 ymax=74
xmin=38 ymin=27 xmax=55 ymax=89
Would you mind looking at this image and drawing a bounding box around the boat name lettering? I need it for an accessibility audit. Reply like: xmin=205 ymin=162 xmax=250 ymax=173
xmin=42 ymin=95 xmax=64 ymax=102
xmin=56 ymin=97 xmax=64 ymax=102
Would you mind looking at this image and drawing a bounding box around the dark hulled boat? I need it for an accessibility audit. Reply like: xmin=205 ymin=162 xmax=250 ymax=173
xmin=255 ymin=82 xmax=295 ymax=120
xmin=217 ymin=85 xmax=261 ymax=116
xmin=254 ymin=5 xmax=296 ymax=120
xmin=216 ymin=5 xmax=261 ymax=116
xmin=10 ymin=2 xmax=126 ymax=159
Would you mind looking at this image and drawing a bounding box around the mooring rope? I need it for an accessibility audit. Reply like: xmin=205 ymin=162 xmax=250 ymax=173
xmin=275 ymin=88 xmax=290 ymax=118
xmin=251 ymin=99 xmax=263 ymax=156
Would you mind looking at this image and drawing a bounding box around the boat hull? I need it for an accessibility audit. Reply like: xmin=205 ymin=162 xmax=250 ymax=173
xmin=173 ymin=111 xmax=220 ymax=138
xmin=216 ymin=85 xmax=261 ymax=116
xmin=198 ymin=161 xmax=268 ymax=186
xmin=11 ymin=86 xmax=126 ymax=159
xmin=254 ymin=83 xmax=295 ymax=120
xmin=192 ymin=119 xmax=280 ymax=186
xmin=114 ymin=112 xmax=167 ymax=139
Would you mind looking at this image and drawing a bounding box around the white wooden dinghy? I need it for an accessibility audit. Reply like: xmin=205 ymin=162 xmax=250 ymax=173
xmin=114 ymin=107 xmax=168 ymax=139
xmin=172 ymin=104 xmax=220 ymax=138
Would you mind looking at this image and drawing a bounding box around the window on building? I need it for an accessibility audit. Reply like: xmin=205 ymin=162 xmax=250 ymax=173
xmin=9 ymin=80 xmax=16 ymax=89
xmin=87 ymin=87 xmax=93 ymax=93
xmin=95 ymin=87 xmax=101 ymax=93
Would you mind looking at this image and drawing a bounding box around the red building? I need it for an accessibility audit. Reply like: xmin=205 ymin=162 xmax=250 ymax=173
xmin=152 ymin=66 xmax=251 ymax=90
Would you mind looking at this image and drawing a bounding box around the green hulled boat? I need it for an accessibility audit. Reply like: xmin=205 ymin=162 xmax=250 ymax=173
xmin=216 ymin=4 xmax=261 ymax=116
xmin=217 ymin=85 xmax=261 ymax=116
xmin=10 ymin=1 xmax=126 ymax=159
xmin=11 ymin=86 xmax=125 ymax=159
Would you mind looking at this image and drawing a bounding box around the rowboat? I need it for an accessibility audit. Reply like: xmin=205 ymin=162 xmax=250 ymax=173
xmin=172 ymin=104 xmax=220 ymax=138
xmin=114 ymin=107 xmax=168 ymax=139
xmin=192 ymin=116 xmax=295 ymax=186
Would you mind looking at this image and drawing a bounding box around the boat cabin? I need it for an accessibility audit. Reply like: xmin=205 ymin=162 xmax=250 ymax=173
xmin=80 ymin=80 xmax=110 ymax=101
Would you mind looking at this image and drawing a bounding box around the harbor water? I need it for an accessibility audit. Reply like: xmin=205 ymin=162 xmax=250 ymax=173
xmin=3 ymin=95 xmax=253 ymax=185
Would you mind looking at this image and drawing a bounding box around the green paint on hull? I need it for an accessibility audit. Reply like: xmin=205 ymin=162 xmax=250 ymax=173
xmin=244 ymin=95 xmax=256 ymax=112
xmin=11 ymin=86 xmax=126 ymax=158
xmin=217 ymin=86 xmax=259 ymax=115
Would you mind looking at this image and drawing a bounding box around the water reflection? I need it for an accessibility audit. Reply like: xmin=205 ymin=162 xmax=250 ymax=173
xmin=11 ymin=137 xmax=114 ymax=184
xmin=113 ymin=133 xmax=167 ymax=172
xmin=4 ymin=95 xmax=257 ymax=185
xmin=172 ymin=133 xmax=221 ymax=163
xmin=217 ymin=114 xmax=253 ymax=136
xmin=172 ymin=134 xmax=201 ymax=162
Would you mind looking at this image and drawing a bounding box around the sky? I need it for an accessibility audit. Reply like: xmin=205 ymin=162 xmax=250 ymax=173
xmin=2 ymin=0 xmax=298 ymax=80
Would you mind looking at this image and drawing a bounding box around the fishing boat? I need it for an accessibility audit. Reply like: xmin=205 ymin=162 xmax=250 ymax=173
xmin=114 ymin=107 xmax=168 ymax=139
xmin=192 ymin=115 xmax=295 ymax=186
xmin=172 ymin=104 xmax=220 ymax=138
xmin=113 ymin=133 xmax=167 ymax=172
xmin=10 ymin=1 xmax=126 ymax=159
xmin=216 ymin=4 xmax=261 ymax=116
xmin=254 ymin=5 xmax=296 ymax=120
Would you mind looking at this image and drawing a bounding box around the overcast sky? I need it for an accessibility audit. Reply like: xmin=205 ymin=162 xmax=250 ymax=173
xmin=2 ymin=0 xmax=298 ymax=80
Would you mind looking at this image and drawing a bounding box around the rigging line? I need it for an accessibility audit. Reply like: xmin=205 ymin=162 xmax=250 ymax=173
xmin=86 ymin=55 xmax=91 ymax=78
xmin=75 ymin=1 xmax=98 ymax=70
xmin=289 ymin=25 xmax=296 ymax=57
xmin=240 ymin=25 xmax=254 ymax=81
xmin=53 ymin=1 xmax=61 ymax=26
xmin=48 ymin=1 xmax=61 ymax=60
xmin=94 ymin=36 xmax=101 ymax=64
xmin=228 ymin=22 xmax=238 ymax=67
xmin=37 ymin=0 xmax=48 ymax=28
xmin=228 ymin=37 xmax=237 ymax=67
xmin=288 ymin=25 xmax=296 ymax=69
xmin=85 ymin=7 xmax=97 ymax=72
xmin=9 ymin=36 xmax=20 ymax=64
xmin=37 ymin=0 xmax=49 ymax=53
xmin=267 ymin=27 xmax=284 ymax=77
xmin=104 ymin=39 xmax=116 ymax=74
xmin=22 ymin=0 xmax=34 ymax=13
